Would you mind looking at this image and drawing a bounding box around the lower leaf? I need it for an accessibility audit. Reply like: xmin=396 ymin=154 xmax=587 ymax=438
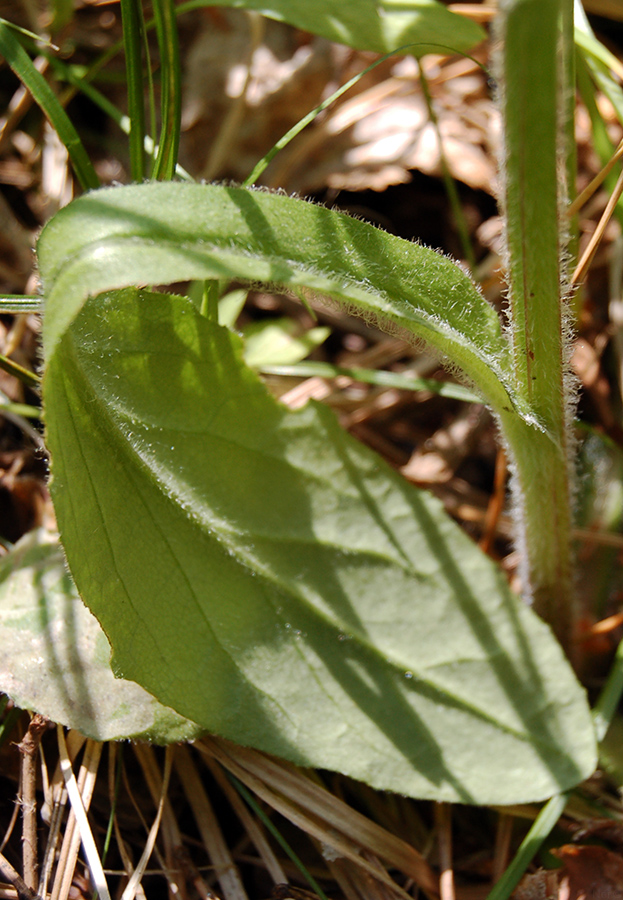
xmin=43 ymin=287 xmax=596 ymax=803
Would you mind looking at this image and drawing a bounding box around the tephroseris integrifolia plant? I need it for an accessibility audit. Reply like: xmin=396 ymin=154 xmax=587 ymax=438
xmin=495 ymin=0 xmax=577 ymax=655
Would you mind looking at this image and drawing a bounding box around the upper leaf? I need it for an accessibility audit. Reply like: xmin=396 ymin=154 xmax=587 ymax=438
xmin=38 ymin=182 xmax=529 ymax=424
xmin=42 ymin=283 xmax=596 ymax=803
xmin=187 ymin=0 xmax=486 ymax=56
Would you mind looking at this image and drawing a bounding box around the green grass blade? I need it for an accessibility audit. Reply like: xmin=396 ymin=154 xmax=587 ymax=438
xmin=120 ymin=0 xmax=146 ymax=181
xmin=576 ymin=58 xmax=623 ymax=228
xmin=0 ymin=296 xmax=42 ymax=313
xmin=486 ymin=793 xmax=568 ymax=900
xmin=0 ymin=20 xmax=59 ymax=49
xmin=593 ymin=636 xmax=623 ymax=742
xmin=46 ymin=56 xmax=194 ymax=181
xmin=151 ymin=0 xmax=181 ymax=180
xmin=0 ymin=401 xmax=41 ymax=419
xmin=0 ymin=20 xmax=99 ymax=191
xmin=49 ymin=0 xmax=74 ymax=32
xmin=0 ymin=706 xmax=22 ymax=749
xmin=244 ymin=48 xmax=410 ymax=187
xmin=0 ymin=354 xmax=40 ymax=387
xmin=259 ymin=362 xmax=481 ymax=403
xmin=575 ymin=1 xmax=623 ymax=127
xmin=227 ymin=774 xmax=330 ymax=900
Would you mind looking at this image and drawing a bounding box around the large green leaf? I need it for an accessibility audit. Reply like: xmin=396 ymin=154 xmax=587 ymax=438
xmin=42 ymin=281 xmax=596 ymax=803
xmin=38 ymin=182 xmax=536 ymax=427
xmin=0 ymin=529 xmax=203 ymax=742
xmin=182 ymin=0 xmax=486 ymax=56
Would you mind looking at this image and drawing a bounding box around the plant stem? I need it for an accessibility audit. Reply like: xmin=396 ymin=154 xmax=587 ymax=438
xmin=500 ymin=414 xmax=575 ymax=653
xmin=497 ymin=0 xmax=576 ymax=655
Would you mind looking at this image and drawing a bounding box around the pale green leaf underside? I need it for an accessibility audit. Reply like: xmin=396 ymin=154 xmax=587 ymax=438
xmin=38 ymin=182 xmax=530 ymax=424
xmin=43 ymin=287 xmax=596 ymax=803
xmin=243 ymin=319 xmax=330 ymax=367
xmin=0 ymin=530 xmax=203 ymax=743
xmin=182 ymin=0 xmax=486 ymax=56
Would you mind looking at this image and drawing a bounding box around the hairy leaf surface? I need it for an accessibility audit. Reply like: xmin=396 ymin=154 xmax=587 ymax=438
xmin=42 ymin=283 xmax=596 ymax=803
xmin=39 ymin=182 xmax=534 ymax=424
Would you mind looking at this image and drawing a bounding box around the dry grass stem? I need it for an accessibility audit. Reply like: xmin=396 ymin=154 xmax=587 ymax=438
xmin=0 ymin=56 xmax=48 ymax=155
xmin=569 ymin=137 xmax=623 ymax=217
xmin=479 ymin=447 xmax=507 ymax=555
xmin=176 ymin=745 xmax=249 ymax=900
xmin=52 ymin=731 xmax=105 ymax=900
xmin=573 ymin=167 xmax=623 ymax=286
xmin=40 ymin=732 xmax=85 ymax=900
xmin=0 ymin=851 xmax=38 ymax=900
xmin=204 ymin=755 xmax=288 ymax=885
xmin=130 ymin=745 xmax=183 ymax=897
xmin=198 ymin=738 xmax=438 ymax=898
xmin=120 ymin=747 xmax=173 ymax=900
xmin=108 ymin=745 xmax=146 ymax=898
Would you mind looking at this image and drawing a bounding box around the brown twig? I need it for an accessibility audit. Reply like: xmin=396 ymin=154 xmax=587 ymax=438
xmin=0 ymin=851 xmax=39 ymax=900
xmin=17 ymin=715 xmax=48 ymax=892
xmin=434 ymin=803 xmax=455 ymax=900
xmin=492 ymin=813 xmax=514 ymax=885
xmin=479 ymin=447 xmax=508 ymax=556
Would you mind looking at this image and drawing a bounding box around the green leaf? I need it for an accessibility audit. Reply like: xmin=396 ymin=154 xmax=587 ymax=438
xmin=179 ymin=0 xmax=486 ymax=56
xmin=575 ymin=1 xmax=623 ymax=128
xmin=0 ymin=529 xmax=203 ymax=743
xmin=38 ymin=182 xmax=529 ymax=425
xmin=243 ymin=318 xmax=330 ymax=367
xmin=42 ymin=285 xmax=596 ymax=803
xmin=218 ymin=288 xmax=248 ymax=327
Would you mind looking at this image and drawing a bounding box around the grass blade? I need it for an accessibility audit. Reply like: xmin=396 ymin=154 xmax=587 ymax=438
xmin=243 ymin=49 xmax=408 ymax=187
xmin=0 ymin=296 xmax=42 ymax=313
xmin=46 ymin=56 xmax=194 ymax=180
xmin=0 ymin=354 xmax=40 ymax=388
xmin=151 ymin=0 xmax=181 ymax=180
xmin=120 ymin=0 xmax=146 ymax=181
xmin=227 ymin=773 xmax=330 ymax=900
xmin=486 ymin=793 xmax=568 ymax=900
xmin=259 ymin=361 xmax=481 ymax=403
xmin=0 ymin=20 xmax=99 ymax=191
xmin=593 ymin=635 xmax=623 ymax=742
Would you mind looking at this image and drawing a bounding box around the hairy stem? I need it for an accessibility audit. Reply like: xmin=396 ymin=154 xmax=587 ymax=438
xmin=497 ymin=0 xmax=576 ymax=654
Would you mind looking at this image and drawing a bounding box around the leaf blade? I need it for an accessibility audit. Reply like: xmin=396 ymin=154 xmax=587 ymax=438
xmin=42 ymin=287 xmax=596 ymax=803
xmin=38 ymin=182 xmax=527 ymax=425
xmin=178 ymin=0 xmax=486 ymax=56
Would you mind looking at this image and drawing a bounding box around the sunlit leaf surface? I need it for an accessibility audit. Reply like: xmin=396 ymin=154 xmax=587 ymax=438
xmin=41 ymin=279 xmax=596 ymax=802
